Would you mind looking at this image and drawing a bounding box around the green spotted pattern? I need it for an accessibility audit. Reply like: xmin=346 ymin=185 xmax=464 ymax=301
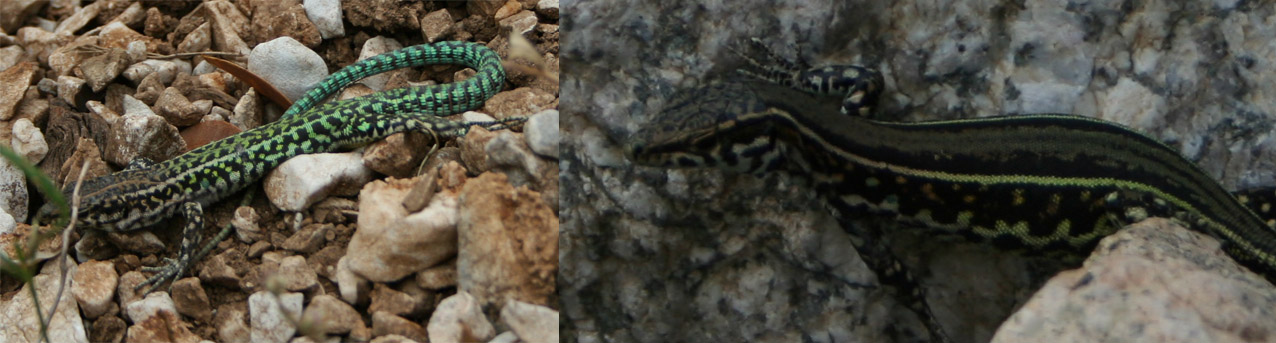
xmin=39 ymin=41 xmax=513 ymax=232
xmin=284 ymin=41 xmax=505 ymax=119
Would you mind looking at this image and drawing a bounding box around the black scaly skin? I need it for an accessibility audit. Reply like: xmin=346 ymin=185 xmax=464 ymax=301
xmin=628 ymin=39 xmax=1276 ymax=343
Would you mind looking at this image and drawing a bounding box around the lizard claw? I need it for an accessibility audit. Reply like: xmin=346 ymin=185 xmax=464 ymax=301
xmin=137 ymin=257 xmax=189 ymax=294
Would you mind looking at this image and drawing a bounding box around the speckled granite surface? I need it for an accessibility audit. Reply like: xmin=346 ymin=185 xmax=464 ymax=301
xmin=561 ymin=1 xmax=1276 ymax=342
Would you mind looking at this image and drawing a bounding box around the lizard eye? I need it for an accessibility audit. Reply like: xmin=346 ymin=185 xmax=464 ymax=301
xmin=627 ymin=144 xmax=647 ymax=159
xmin=33 ymin=204 xmax=62 ymax=227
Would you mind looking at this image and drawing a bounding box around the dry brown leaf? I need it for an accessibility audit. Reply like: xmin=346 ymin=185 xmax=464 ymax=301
xmin=201 ymin=55 xmax=293 ymax=109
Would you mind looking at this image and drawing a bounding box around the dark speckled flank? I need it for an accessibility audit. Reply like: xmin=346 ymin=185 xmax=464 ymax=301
xmin=630 ymin=39 xmax=1276 ymax=342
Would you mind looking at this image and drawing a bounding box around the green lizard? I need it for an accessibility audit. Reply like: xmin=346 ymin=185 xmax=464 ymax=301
xmin=34 ymin=41 xmax=523 ymax=292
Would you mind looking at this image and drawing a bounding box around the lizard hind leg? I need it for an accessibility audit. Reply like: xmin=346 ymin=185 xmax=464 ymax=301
xmin=843 ymin=220 xmax=952 ymax=343
xmin=137 ymin=201 xmax=205 ymax=294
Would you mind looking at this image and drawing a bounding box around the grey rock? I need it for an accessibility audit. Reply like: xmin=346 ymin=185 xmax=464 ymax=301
xmin=0 ymin=0 xmax=48 ymax=33
xmin=415 ymin=259 xmax=456 ymax=290
xmin=232 ymin=205 xmax=263 ymax=243
xmin=124 ymin=59 xmax=187 ymax=86
xmin=53 ymin=0 xmax=101 ymax=34
xmin=536 ymin=0 xmax=559 ymax=20
xmin=264 ymin=152 xmax=373 ymax=211
xmin=336 ymin=256 xmax=370 ymax=305
xmin=419 ymin=9 xmax=454 ymax=43
xmin=103 ymin=228 xmax=164 ymax=260
xmin=462 ymin=111 xmax=495 ymax=123
xmin=55 ymin=74 xmax=86 ymax=107
xmin=368 ymin=284 xmax=424 ymax=318
xmin=500 ymin=300 xmax=558 ymax=343
xmin=124 ymin=41 xmax=147 ymax=62
xmin=372 ymin=311 xmax=428 ymax=343
xmin=426 ymin=291 xmax=494 ymax=343
xmin=11 ymin=118 xmax=46 ymax=165
xmin=67 ymin=233 xmax=109 ymax=265
xmin=456 ymin=172 xmax=557 ymax=309
xmin=199 ymin=252 xmax=243 ymax=289
xmin=231 ymin=88 xmax=263 ymax=130
xmin=369 ymin=334 xmax=419 ymax=343
xmin=247 ymin=37 xmax=327 ymax=102
xmin=500 ymin=11 xmax=538 ymax=37
xmin=125 ymin=310 xmax=200 ymax=343
xmin=524 ymin=109 xmax=559 ymax=159
xmin=106 ymin=98 xmax=185 ymax=167
xmin=0 ymin=61 xmax=37 ymax=120
xmin=205 ymin=0 xmax=251 ymax=55
xmin=14 ymin=27 xmax=61 ymax=66
xmin=115 ymin=271 xmax=147 ymax=307
xmin=303 ymin=0 xmax=344 ymax=39
xmin=192 ymin=99 xmax=214 ymax=115
xmin=120 ymin=93 xmax=154 ymax=116
xmin=490 ymin=332 xmax=520 ymax=343
xmin=123 ymin=292 xmax=178 ymax=324
xmin=301 ymin=294 xmax=365 ymax=334
xmin=0 ymin=44 xmax=28 ymax=71
xmin=282 ymin=223 xmax=330 ymax=253
xmin=193 ymin=59 xmax=217 ymax=75
xmin=362 ymin=132 xmax=429 ymax=178
xmin=993 ymin=218 xmax=1276 ymax=342
xmin=249 ymin=291 xmax=302 ymax=343
xmin=120 ymin=62 xmax=155 ymax=84
xmin=154 ymin=87 xmax=203 ymax=127
xmin=277 ymin=255 xmax=319 ymax=292
xmin=346 ymin=177 xmax=458 ymax=282
xmin=0 ymin=211 xmax=13 ymax=235
xmin=0 ymin=268 xmax=88 ymax=343
xmin=76 ymin=47 xmax=131 ymax=93
xmin=70 ymin=260 xmax=117 ymax=319
xmin=485 ymin=131 xmax=542 ymax=187
xmin=109 ymin=2 xmax=146 ymax=29
xmin=171 ymin=277 xmax=212 ymax=322
xmin=216 ymin=305 xmax=252 ymax=343
xmin=177 ymin=21 xmax=212 ymax=54
xmin=355 ymin=37 xmax=403 ymax=91
xmin=47 ymin=44 xmax=84 ymax=81
xmin=0 ymin=157 xmax=27 ymax=223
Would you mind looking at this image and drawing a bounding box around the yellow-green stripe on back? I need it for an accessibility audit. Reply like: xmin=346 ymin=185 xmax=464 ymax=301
xmin=630 ymin=79 xmax=1276 ymax=281
xmin=631 ymin=41 xmax=1276 ymax=343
